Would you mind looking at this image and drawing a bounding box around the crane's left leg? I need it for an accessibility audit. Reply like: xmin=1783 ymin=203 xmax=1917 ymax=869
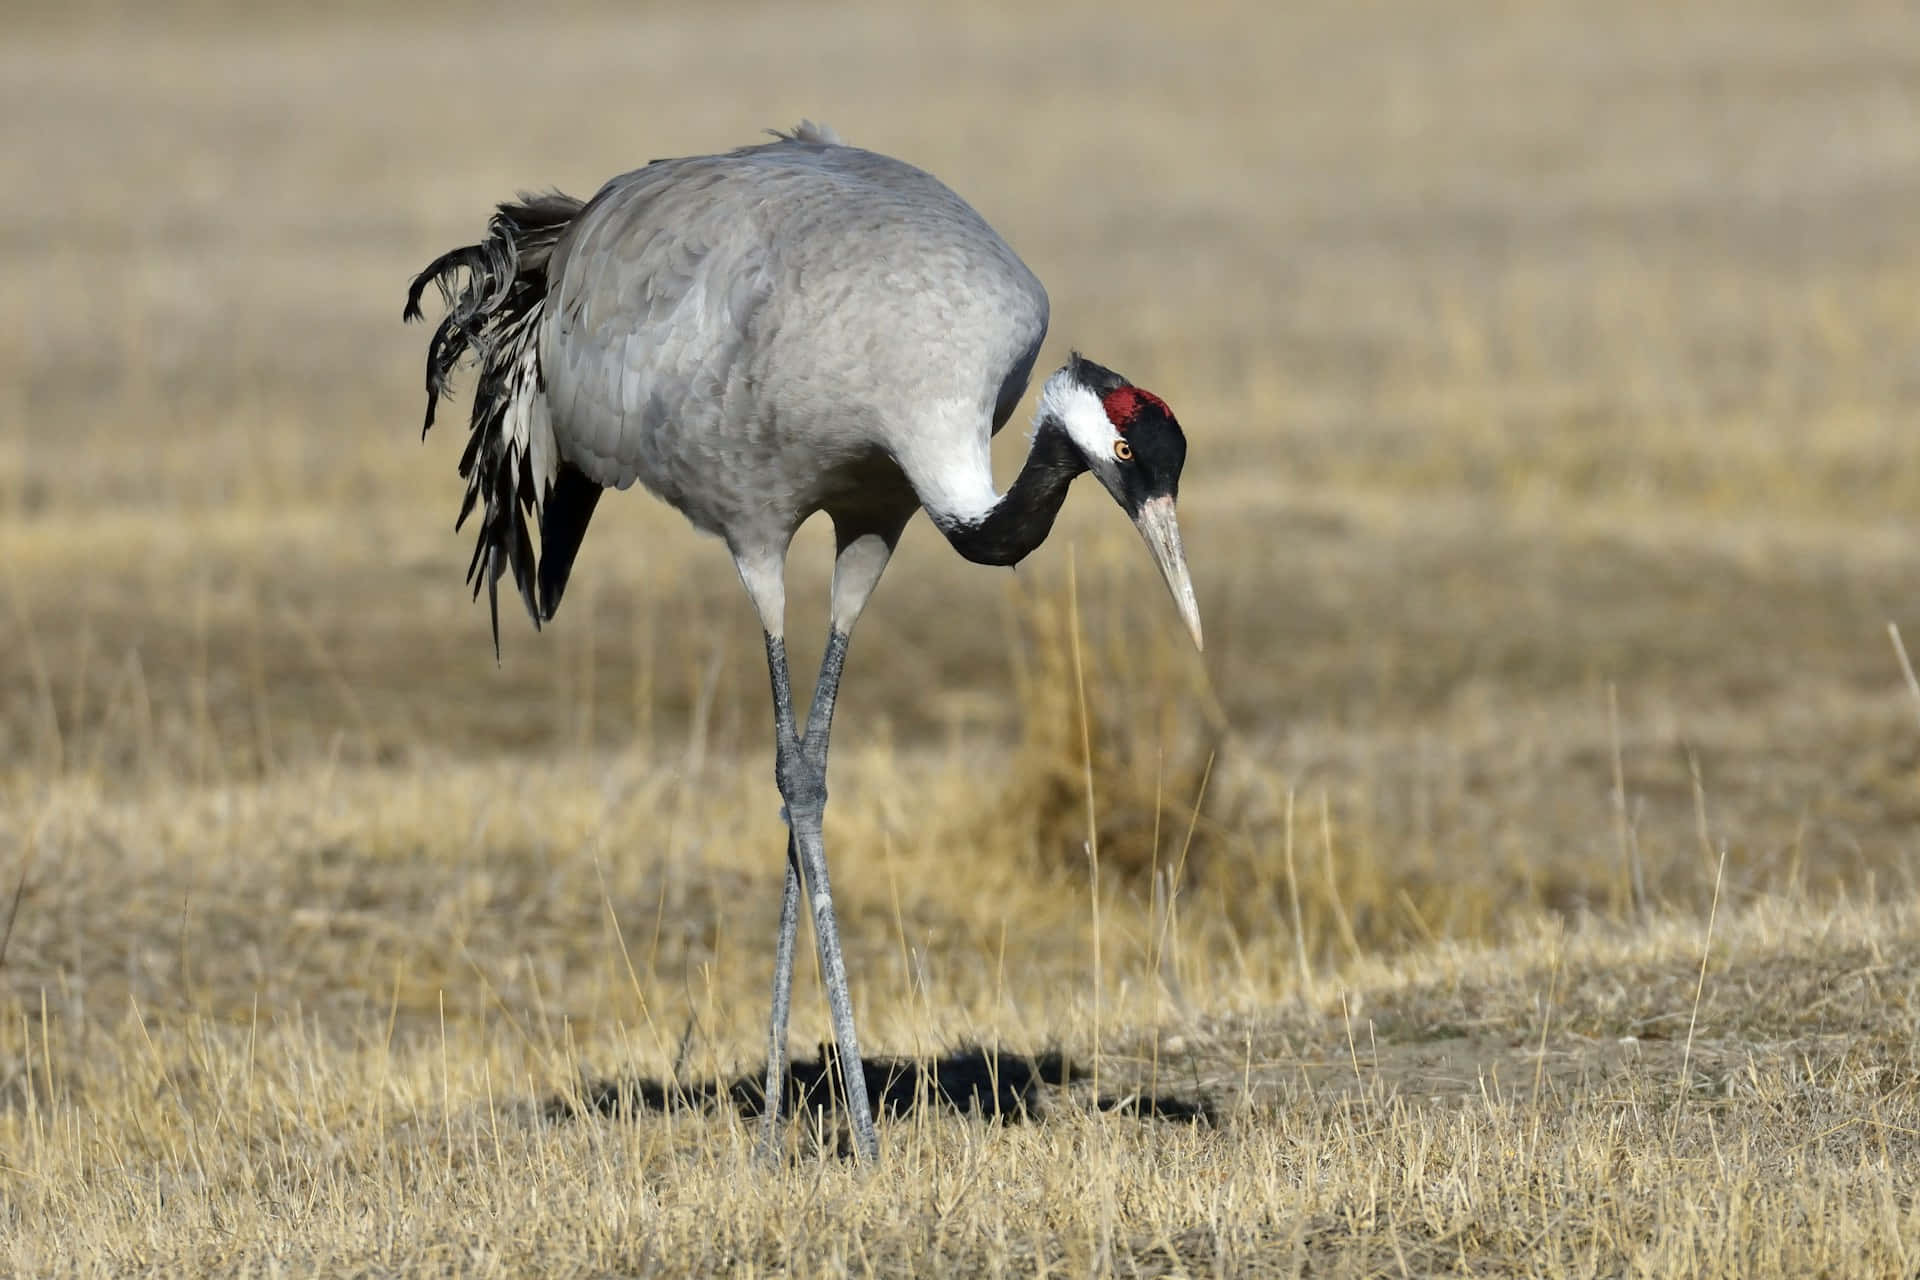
xmin=757 ymin=631 xmax=876 ymax=1162
xmin=755 ymin=523 xmax=902 ymax=1162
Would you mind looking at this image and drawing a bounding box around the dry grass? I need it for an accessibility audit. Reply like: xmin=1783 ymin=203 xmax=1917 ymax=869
xmin=7 ymin=0 xmax=1920 ymax=1273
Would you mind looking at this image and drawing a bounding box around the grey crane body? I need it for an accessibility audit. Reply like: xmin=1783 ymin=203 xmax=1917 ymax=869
xmin=405 ymin=123 xmax=1202 ymax=1164
xmin=545 ymin=134 xmax=1049 ymax=561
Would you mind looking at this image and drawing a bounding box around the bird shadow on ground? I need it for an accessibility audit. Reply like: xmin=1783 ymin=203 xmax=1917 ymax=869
xmin=545 ymin=1043 xmax=1216 ymax=1142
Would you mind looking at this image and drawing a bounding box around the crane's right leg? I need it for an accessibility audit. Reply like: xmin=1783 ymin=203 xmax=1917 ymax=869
xmin=764 ymin=526 xmax=901 ymax=1158
xmin=758 ymin=630 xmax=877 ymax=1161
xmin=761 ymin=830 xmax=801 ymax=1145
xmin=735 ymin=541 xmax=883 ymax=1163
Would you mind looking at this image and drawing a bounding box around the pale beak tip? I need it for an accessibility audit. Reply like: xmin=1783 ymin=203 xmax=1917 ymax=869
xmin=1134 ymin=496 xmax=1206 ymax=655
xmin=1175 ymin=588 xmax=1205 ymax=653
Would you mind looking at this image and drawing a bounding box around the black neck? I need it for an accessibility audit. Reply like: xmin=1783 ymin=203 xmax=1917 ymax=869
xmin=939 ymin=418 xmax=1087 ymax=567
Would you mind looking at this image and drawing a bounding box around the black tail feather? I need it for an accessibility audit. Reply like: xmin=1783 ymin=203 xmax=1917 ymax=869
xmin=538 ymin=462 xmax=604 ymax=622
xmin=405 ymin=191 xmax=593 ymax=654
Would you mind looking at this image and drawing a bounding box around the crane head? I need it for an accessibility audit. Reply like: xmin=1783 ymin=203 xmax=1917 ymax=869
xmin=1040 ymin=354 xmax=1204 ymax=651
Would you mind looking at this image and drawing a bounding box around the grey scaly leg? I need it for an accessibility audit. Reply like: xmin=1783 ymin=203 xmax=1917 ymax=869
xmin=758 ymin=833 xmax=801 ymax=1157
xmin=766 ymin=631 xmax=852 ymax=1114
xmin=759 ymin=634 xmax=805 ymax=1159
xmin=759 ymin=631 xmax=876 ymax=1161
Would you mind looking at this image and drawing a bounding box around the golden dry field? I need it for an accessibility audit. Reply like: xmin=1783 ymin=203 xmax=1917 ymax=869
xmin=7 ymin=1 xmax=1920 ymax=1273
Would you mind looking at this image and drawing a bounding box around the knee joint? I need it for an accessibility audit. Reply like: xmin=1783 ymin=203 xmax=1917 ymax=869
xmin=775 ymin=745 xmax=828 ymax=819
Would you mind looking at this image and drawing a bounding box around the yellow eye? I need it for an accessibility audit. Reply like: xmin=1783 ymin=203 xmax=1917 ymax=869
xmin=1113 ymin=439 xmax=1134 ymax=462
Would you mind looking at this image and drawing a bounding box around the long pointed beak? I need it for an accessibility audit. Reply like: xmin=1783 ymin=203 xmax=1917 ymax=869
xmin=1131 ymin=496 xmax=1204 ymax=651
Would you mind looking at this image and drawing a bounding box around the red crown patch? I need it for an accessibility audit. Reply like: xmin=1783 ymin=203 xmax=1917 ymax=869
xmin=1100 ymin=386 xmax=1170 ymax=432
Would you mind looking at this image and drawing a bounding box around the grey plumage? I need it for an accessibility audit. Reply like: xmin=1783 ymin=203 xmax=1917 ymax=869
xmin=406 ymin=122 xmax=1201 ymax=1164
xmin=409 ymin=122 xmax=1051 ymax=640
xmin=542 ymin=126 xmax=1048 ymax=552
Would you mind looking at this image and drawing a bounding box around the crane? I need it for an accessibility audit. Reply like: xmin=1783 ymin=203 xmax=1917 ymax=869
xmin=404 ymin=122 xmax=1203 ymax=1162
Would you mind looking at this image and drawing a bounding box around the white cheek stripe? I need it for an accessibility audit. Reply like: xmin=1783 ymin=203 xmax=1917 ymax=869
xmin=1036 ymin=371 xmax=1119 ymax=459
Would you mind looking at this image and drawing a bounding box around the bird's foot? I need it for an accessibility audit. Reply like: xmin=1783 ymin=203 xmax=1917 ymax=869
xmin=775 ymin=737 xmax=828 ymax=827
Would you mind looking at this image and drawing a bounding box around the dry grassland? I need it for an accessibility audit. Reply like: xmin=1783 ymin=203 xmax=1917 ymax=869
xmin=6 ymin=1 xmax=1920 ymax=1274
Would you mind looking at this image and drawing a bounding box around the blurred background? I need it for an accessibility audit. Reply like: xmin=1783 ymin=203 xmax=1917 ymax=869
xmin=10 ymin=9 xmax=1920 ymax=1267
xmin=4 ymin=0 xmax=1920 ymax=970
